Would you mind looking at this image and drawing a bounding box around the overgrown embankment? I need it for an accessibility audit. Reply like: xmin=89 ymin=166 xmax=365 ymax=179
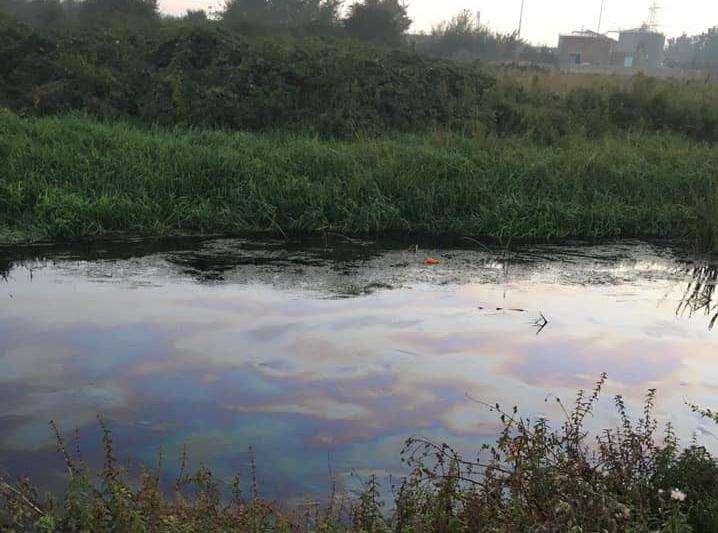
xmin=3 ymin=14 xmax=718 ymax=142
xmin=1 ymin=111 xmax=716 ymax=246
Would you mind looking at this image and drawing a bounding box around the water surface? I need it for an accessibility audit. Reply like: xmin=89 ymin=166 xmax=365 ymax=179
xmin=1 ymin=238 xmax=717 ymax=501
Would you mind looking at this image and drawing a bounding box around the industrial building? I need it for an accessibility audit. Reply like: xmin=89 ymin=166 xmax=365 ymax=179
xmin=558 ymin=31 xmax=616 ymax=67
xmin=558 ymin=0 xmax=666 ymax=73
xmin=558 ymin=26 xmax=666 ymax=73
xmin=615 ymin=28 xmax=666 ymax=70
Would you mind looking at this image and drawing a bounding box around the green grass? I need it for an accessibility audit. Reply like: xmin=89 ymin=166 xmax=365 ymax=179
xmin=1 ymin=110 xmax=717 ymax=248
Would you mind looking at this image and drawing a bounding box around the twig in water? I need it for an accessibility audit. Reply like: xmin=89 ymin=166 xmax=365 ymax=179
xmin=532 ymin=312 xmax=549 ymax=335
xmin=461 ymin=235 xmax=492 ymax=252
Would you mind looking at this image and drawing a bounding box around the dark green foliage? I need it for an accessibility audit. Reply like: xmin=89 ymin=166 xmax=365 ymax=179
xmin=1 ymin=13 xmax=718 ymax=140
xmin=0 ymin=17 xmax=715 ymax=141
xmin=75 ymin=0 xmax=158 ymax=29
xmin=0 ymin=0 xmax=158 ymax=29
xmin=0 ymin=0 xmax=74 ymax=27
xmin=0 ymin=12 xmax=59 ymax=107
xmin=221 ymin=0 xmax=341 ymax=37
xmin=343 ymin=0 xmax=410 ymax=47
xmin=141 ymin=27 xmax=491 ymax=134
xmin=0 ymin=18 xmax=494 ymax=135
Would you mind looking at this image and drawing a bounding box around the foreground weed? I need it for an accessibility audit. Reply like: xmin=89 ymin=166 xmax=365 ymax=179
xmin=4 ymin=376 xmax=718 ymax=531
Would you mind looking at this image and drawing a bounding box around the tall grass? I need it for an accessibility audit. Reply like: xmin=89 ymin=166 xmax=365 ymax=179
xmin=1 ymin=111 xmax=717 ymax=248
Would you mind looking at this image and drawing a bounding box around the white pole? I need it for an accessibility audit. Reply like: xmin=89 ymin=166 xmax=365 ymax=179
xmin=518 ymin=0 xmax=525 ymax=37
xmin=597 ymin=0 xmax=605 ymax=33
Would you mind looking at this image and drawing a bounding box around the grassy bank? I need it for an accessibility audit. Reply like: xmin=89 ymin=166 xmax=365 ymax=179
xmin=1 ymin=111 xmax=717 ymax=247
xmin=3 ymin=378 xmax=718 ymax=531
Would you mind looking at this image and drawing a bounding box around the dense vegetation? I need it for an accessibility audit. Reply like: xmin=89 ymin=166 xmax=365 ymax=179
xmin=3 ymin=377 xmax=718 ymax=531
xmin=3 ymin=7 xmax=718 ymax=139
xmin=1 ymin=1 xmax=718 ymax=249
xmin=1 ymin=111 xmax=717 ymax=247
xmin=2 ymin=5 xmax=718 ymax=532
xmin=0 ymin=13 xmax=496 ymax=136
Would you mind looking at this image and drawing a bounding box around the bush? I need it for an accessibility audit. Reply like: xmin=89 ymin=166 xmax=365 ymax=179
xmin=398 ymin=376 xmax=718 ymax=532
xmin=0 ymin=18 xmax=495 ymax=136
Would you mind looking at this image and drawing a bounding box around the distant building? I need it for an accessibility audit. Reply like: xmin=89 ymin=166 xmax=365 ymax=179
xmin=558 ymin=31 xmax=616 ymax=68
xmin=557 ymin=27 xmax=667 ymax=73
xmin=615 ymin=28 xmax=666 ymax=70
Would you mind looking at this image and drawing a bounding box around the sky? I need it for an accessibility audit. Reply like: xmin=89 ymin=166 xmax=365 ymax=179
xmin=160 ymin=0 xmax=718 ymax=46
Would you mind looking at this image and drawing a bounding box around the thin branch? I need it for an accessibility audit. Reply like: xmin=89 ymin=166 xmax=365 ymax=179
xmin=0 ymin=478 xmax=44 ymax=517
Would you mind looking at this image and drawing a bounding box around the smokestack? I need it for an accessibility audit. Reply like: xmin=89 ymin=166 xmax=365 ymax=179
xmin=476 ymin=10 xmax=481 ymax=28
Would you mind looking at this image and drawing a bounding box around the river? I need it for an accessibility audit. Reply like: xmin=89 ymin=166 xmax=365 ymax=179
xmin=1 ymin=237 xmax=716 ymax=502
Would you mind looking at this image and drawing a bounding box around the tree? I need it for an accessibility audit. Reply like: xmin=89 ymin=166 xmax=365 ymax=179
xmin=221 ymin=0 xmax=341 ymax=36
xmin=343 ymin=0 xmax=410 ymax=47
xmin=182 ymin=9 xmax=209 ymax=25
xmin=666 ymin=27 xmax=718 ymax=72
xmin=417 ymin=9 xmax=522 ymax=62
xmin=0 ymin=0 xmax=74 ymax=27
xmin=76 ymin=0 xmax=159 ymax=29
xmin=32 ymin=0 xmax=66 ymax=25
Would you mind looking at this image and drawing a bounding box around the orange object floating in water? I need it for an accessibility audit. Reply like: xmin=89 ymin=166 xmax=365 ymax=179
xmin=425 ymin=257 xmax=440 ymax=265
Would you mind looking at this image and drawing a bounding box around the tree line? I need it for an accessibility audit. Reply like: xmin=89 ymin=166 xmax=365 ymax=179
xmin=666 ymin=26 xmax=718 ymax=72
xmin=0 ymin=0 xmax=412 ymax=47
xmin=4 ymin=0 xmax=718 ymax=72
xmin=414 ymin=9 xmax=555 ymax=65
xmin=0 ymin=0 xmax=544 ymax=62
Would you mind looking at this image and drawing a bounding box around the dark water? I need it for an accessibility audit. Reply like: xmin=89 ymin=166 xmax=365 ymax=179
xmin=1 ymin=237 xmax=717 ymax=502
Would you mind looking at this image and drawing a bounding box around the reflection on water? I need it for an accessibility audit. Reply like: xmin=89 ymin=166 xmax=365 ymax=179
xmin=0 ymin=237 xmax=716 ymax=501
xmin=677 ymin=264 xmax=718 ymax=329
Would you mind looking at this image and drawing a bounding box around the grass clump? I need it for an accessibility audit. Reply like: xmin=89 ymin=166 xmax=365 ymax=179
xmin=3 ymin=376 xmax=718 ymax=531
xmin=1 ymin=112 xmax=718 ymax=248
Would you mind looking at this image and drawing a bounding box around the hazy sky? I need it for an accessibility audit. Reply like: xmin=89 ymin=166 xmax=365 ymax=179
xmin=160 ymin=0 xmax=718 ymax=46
